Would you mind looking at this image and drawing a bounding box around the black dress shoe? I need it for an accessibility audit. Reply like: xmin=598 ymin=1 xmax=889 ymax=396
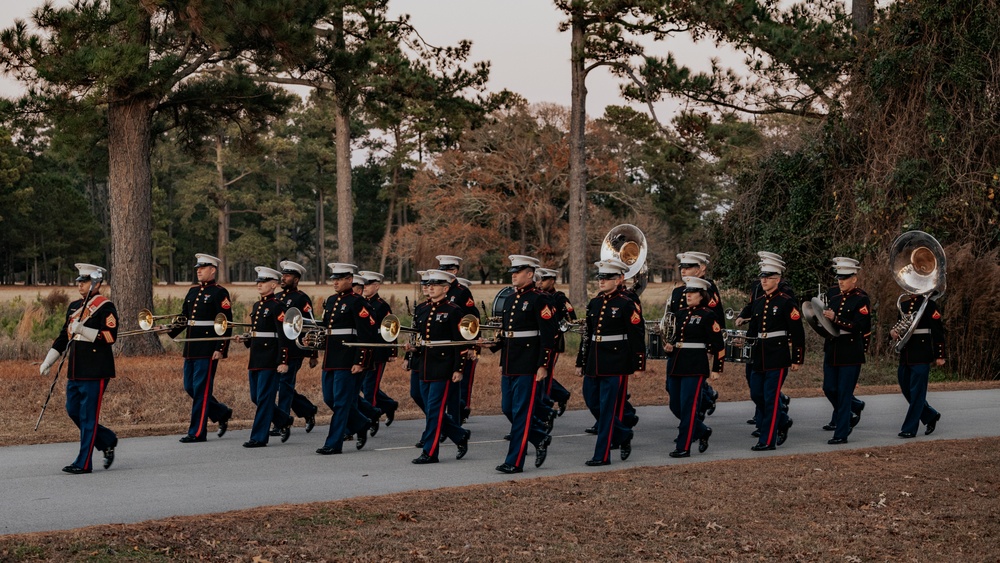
xmin=179 ymin=435 xmax=206 ymax=443
xmin=460 ymin=408 xmax=471 ymax=425
xmin=370 ymin=418 xmax=380 ymax=438
xmin=456 ymin=431 xmax=471 ymax=460
xmin=385 ymin=406 xmax=396 ymax=427
xmin=620 ymin=434 xmax=633 ymax=461
xmin=415 ymin=440 xmax=425 ymax=448
xmin=780 ymin=393 xmax=790 ymax=407
xmin=850 ymin=413 xmax=861 ymax=428
xmin=62 ymin=465 xmax=91 ymax=474
xmin=698 ymin=427 xmax=712 ymax=453
xmin=777 ymin=419 xmax=793 ymax=446
xmin=751 ymin=443 xmax=775 ymax=451
xmin=356 ymin=426 xmax=369 ymax=450
xmin=746 ymin=417 xmax=756 ymax=425
xmin=412 ymin=453 xmax=439 ymax=464
xmin=243 ymin=439 xmax=267 ymax=448
xmin=316 ymin=446 xmax=341 ymax=455
xmin=925 ymin=412 xmax=940 ymax=435
xmin=503 ymin=433 xmax=511 ymax=441
xmin=584 ymin=425 xmax=598 ymax=435
xmin=669 ymin=449 xmax=690 ymax=458
xmin=557 ymin=400 xmax=567 ymax=417
xmin=103 ymin=446 xmax=115 ymax=470
xmin=898 ymin=431 xmax=916 ymax=438
xmin=439 ymin=433 xmax=446 ymax=444
xmin=751 ymin=429 xmax=760 ymax=438
xmin=280 ymin=424 xmax=292 ymax=443
xmin=535 ymin=438 xmax=549 ymax=468
xmin=344 ymin=434 xmax=354 ymax=441
xmin=705 ymin=402 xmax=717 ymax=416
xmin=217 ymin=409 xmax=233 ymax=437
xmin=305 ymin=410 xmax=317 ymax=433
xmin=822 ymin=423 xmax=837 ymax=431
xmin=496 ymin=463 xmax=522 ymax=474
xmin=585 ymin=459 xmax=610 ymax=466
xmin=269 ymin=427 xmax=282 ymax=437
xmin=828 ymin=437 xmax=848 ymax=445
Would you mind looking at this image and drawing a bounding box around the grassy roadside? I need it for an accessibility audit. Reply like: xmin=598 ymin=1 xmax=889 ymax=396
xmin=2 ymin=436 xmax=998 ymax=561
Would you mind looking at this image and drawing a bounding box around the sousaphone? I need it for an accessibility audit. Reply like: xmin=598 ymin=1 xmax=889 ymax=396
xmin=889 ymin=230 xmax=946 ymax=353
xmin=600 ymin=224 xmax=648 ymax=296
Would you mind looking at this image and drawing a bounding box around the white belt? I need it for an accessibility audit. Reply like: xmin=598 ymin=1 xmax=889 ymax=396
xmin=251 ymin=331 xmax=277 ymax=338
xmin=328 ymin=328 xmax=357 ymax=336
xmin=424 ymin=340 xmax=451 ymax=345
xmin=592 ymin=334 xmax=626 ymax=342
xmin=759 ymin=331 xmax=787 ymax=339
xmin=911 ymin=328 xmax=931 ymax=335
xmin=674 ymin=342 xmax=706 ymax=349
xmin=503 ymin=330 xmax=539 ymax=338
xmin=189 ymin=320 xmax=215 ymax=327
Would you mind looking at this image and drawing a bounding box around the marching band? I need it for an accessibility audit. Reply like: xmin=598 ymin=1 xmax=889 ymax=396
xmin=35 ymin=229 xmax=949 ymax=475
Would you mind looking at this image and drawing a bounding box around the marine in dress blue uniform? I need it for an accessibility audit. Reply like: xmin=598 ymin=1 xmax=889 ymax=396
xmin=349 ymin=274 xmax=384 ymax=432
xmin=576 ymin=259 xmax=646 ymax=466
xmin=538 ymin=268 xmax=573 ymax=425
xmin=821 ymin=257 xmax=872 ymax=445
xmin=664 ymin=276 xmax=725 ymax=457
xmin=360 ymin=270 xmax=399 ymax=435
xmin=436 ymin=255 xmax=481 ymax=424
xmin=39 ymin=264 xmax=118 ymax=474
xmin=240 ymin=267 xmax=295 ymax=448
xmin=411 ymin=270 xmax=472 ymax=464
xmin=747 ymin=257 xmax=805 ymax=451
xmin=407 ymin=272 xmax=432 ymax=435
xmin=315 ymin=263 xmax=377 ymax=455
xmin=271 ymin=260 xmax=320 ymax=435
xmin=168 ymin=254 xmax=233 ymax=443
xmin=671 ymin=252 xmax=724 ymax=418
xmin=892 ymin=295 xmax=945 ymax=438
xmin=487 ymin=255 xmax=558 ymax=474
xmin=736 ymin=251 xmax=794 ymax=430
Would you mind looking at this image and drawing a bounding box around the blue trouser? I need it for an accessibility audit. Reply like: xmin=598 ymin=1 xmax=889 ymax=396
xmin=419 ymin=379 xmax=467 ymax=459
xmin=409 ymin=369 xmax=426 ymax=414
xmin=362 ymin=362 xmax=398 ymax=414
xmin=592 ymin=375 xmax=631 ymax=463
xmin=698 ymin=379 xmax=717 ymax=416
xmin=750 ymin=368 xmax=790 ymax=447
xmin=322 ymin=369 xmax=370 ymax=450
xmin=354 ymin=370 xmax=381 ymax=422
xmin=668 ymin=375 xmax=708 ymax=452
xmin=249 ymin=369 xmax=290 ymax=444
xmin=276 ymin=357 xmax=317 ymax=420
xmin=65 ymin=379 xmax=116 ymax=471
xmin=445 ymin=379 xmax=462 ymax=424
xmin=582 ymin=375 xmax=600 ymax=421
xmin=823 ymin=364 xmax=862 ymax=440
xmin=183 ymin=358 xmax=229 ymax=439
xmin=898 ymin=363 xmax=938 ymax=434
xmin=501 ymin=375 xmax=546 ymax=469
xmin=459 ymin=357 xmax=478 ymax=414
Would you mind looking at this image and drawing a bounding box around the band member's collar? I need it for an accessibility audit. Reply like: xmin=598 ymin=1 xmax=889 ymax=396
xmin=337 ymin=288 xmax=353 ymax=295
xmin=199 ymin=280 xmax=216 ymax=287
xmin=516 ymin=282 xmax=536 ymax=294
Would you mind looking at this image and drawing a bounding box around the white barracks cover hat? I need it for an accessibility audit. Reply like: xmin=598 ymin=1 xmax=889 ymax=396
xmin=279 ymin=260 xmax=307 ymax=277
xmin=74 ymin=263 xmax=106 ymax=282
xmin=682 ymin=276 xmax=712 ymax=292
xmin=831 ymin=256 xmax=861 ymax=277
xmin=195 ymin=253 xmax=221 ymax=268
xmin=425 ymin=269 xmax=456 ymax=285
xmin=254 ymin=266 xmax=281 ymax=282
xmin=327 ymin=263 xmax=357 ymax=279
xmin=508 ymin=255 xmax=541 ymax=273
xmin=359 ymin=270 xmax=384 ymax=284
xmin=435 ymin=255 xmax=463 ymax=269
xmin=595 ymin=258 xmax=629 ymax=275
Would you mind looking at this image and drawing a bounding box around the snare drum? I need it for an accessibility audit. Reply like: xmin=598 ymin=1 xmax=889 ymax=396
xmin=723 ymin=329 xmax=755 ymax=363
xmin=646 ymin=331 xmax=670 ymax=360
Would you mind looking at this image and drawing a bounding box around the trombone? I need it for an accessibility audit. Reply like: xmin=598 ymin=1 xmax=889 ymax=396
xmin=171 ymin=313 xmax=252 ymax=342
xmin=117 ymin=309 xmax=187 ymax=337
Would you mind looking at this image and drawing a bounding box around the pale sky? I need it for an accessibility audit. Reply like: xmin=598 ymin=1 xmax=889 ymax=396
xmin=0 ymin=0 xmax=738 ymax=123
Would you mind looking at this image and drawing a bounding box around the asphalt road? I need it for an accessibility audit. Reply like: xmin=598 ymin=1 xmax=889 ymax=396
xmin=3 ymin=389 xmax=998 ymax=535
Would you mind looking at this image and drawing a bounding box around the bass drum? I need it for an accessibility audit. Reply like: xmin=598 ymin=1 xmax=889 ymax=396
xmin=491 ymin=286 xmax=516 ymax=319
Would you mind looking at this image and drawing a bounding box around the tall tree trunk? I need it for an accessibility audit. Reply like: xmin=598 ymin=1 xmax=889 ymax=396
xmin=852 ymin=0 xmax=874 ymax=35
xmin=568 ymin=7 xmax=589 ymax=307
xmin=214 ymin=135 xmax=230 ymax=283
xmin=316 ymin=169 xmax=326 ymax=283
xmin=107 ymin=95 xmax=162 ymax=355
xmin=334 ymin=97 xmax=353 ymax=263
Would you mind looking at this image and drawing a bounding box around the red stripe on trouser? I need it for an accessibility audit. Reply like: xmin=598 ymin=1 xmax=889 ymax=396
xmin=616 ymin=376 xmax=629 ymax=421
xmin=600 ymin=376 xmax=622 ymax=462
xmin=683 ymin=376 xmax=705 ymax=451
xmin=517 ymin=377 xmax=538 ymax=466
xmin=196 ymin=360 xmax=216 ymax=437
xmin=766 ymin=368 xmax=787 ymax=444
xmin=429 ymin=382 xmax=449 ymax=457
xmin=547 ymin=353 xmax=561 ymax=394
xmin=84 ymin=379 xmax=107 ymax=471
xmin=371 ymin=363 xmax=385 ymax=406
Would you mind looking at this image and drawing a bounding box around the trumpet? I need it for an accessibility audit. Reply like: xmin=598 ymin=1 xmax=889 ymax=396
xmin=117 ymin=309 xmax=187 ymax=337
xmin=558 ymin=318 xmax=587 ymax=334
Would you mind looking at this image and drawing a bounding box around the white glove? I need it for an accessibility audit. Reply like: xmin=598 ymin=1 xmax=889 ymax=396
xmin=69 ymin=320 xmax=84 ymax=335
xmin=75 ymin=326 xmax=99 ymax=343
xmin=40 ymin=348 xmax=60 ymax=376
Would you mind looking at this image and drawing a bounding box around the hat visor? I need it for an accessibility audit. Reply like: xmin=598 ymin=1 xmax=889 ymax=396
xmin=329 ymin=273 xmax=352 ymax=279
xmin=281 ymin=269 xmax=301 ymax=276
xmin=835 ymin=273 xmax=857 ymax=280
xmin=683 ymin=287 xmax=701 ymax=293
xmin=75 ymin=275 xmax=91 ymax=282
xmin=758 ymin=271 xmax=779 ymax=278
xmin=255 ymin=277 xmax=278 ymax=283
xmin=195 ymin=262 xmax=216 ymax=268
xmin=678 ymin=263 xmax=698 ymax=269
xmin=508 ymin=265 xmax=532 ymax=273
